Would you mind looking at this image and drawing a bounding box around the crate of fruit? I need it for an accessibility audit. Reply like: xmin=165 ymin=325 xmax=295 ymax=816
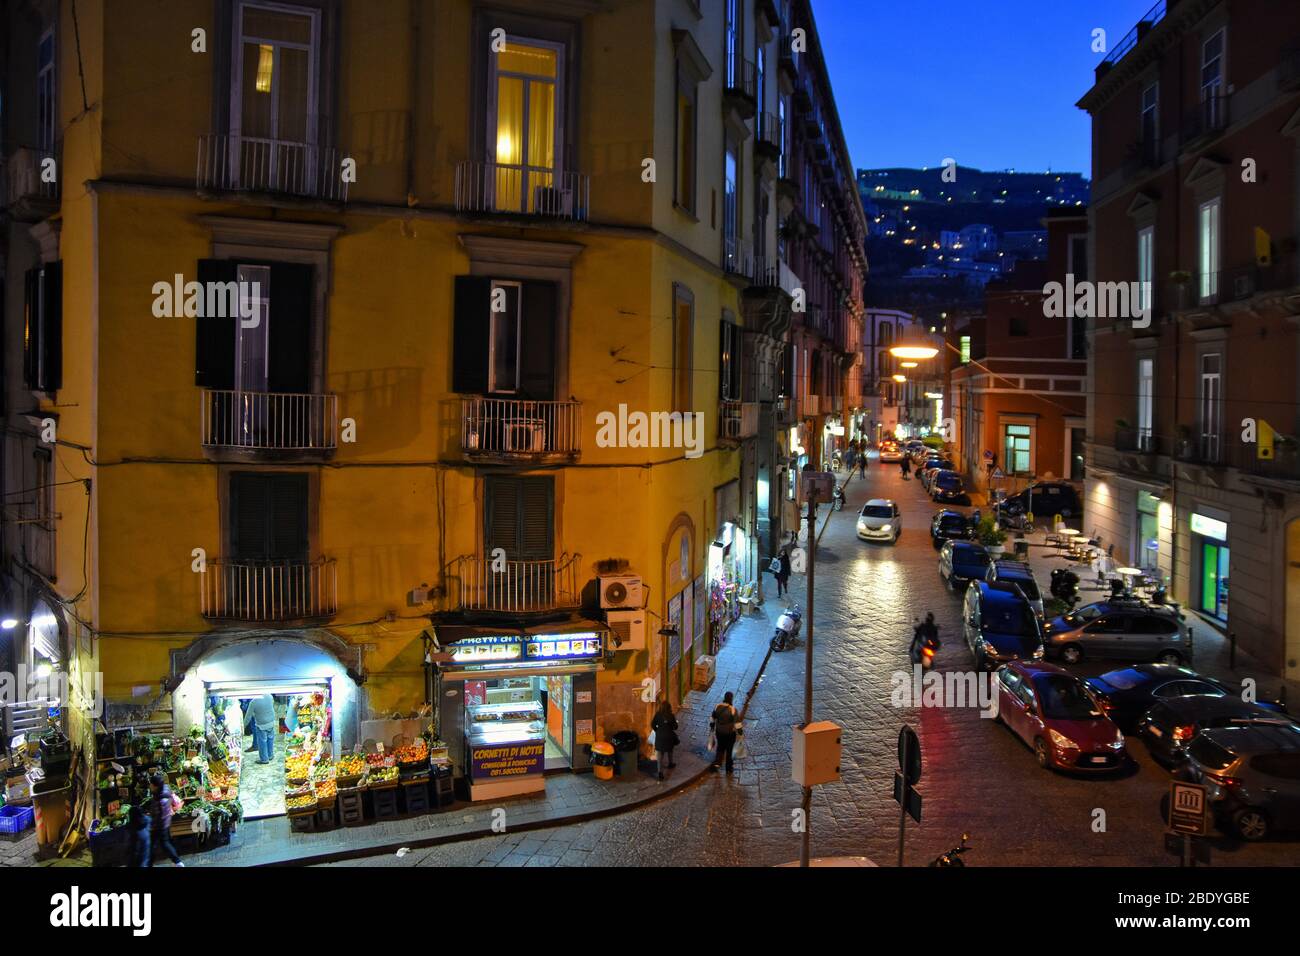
xmin=285 ymin=791 xmax=318 ymax=814
xmin=365 ymin=765 xmax=399 ymax=789
xmin=335 ymin=753 xmax=365 ymax=786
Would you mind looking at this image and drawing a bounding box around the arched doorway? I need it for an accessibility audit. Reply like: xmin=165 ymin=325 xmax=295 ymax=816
xmin=170 ymin=637 xmax=361 ymax=819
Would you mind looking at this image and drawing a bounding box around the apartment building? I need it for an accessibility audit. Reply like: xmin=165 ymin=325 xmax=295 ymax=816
xmin=947 ymin=212 xmax=1088 ymax=495
xmin=1078 ymin=0 xmax=1300 ymax=676
xmin=0 ymin=0 xmax=863 ymax=814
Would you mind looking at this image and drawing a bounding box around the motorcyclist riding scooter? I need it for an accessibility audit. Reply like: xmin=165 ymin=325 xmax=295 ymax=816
xmin=909 ymin=612 xmax=941 ymax=670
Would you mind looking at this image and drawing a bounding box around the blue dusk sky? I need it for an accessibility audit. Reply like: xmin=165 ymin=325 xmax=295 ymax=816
xmin=812 ymin=0 xmax=1163 ymax=177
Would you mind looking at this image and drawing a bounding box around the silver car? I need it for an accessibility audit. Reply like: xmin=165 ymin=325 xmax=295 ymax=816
xmin=1043 ymin=601 xmax=1192 ymax=666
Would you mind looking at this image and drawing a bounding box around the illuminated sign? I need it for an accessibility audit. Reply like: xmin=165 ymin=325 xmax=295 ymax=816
xmin=451 ymin=635 xmax=522 ymax=664
xmin=1190 ymin=513 xmax=1227 ymax=542
xmin=469 ymin=741 xmax=544 ymax=779
xmin=525 ymin=632 xmax=604 ymax=661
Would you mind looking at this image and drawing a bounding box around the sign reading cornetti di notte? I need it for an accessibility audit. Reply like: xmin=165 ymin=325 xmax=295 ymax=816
xmin=469 ymin=741 xmax=545 ymax=779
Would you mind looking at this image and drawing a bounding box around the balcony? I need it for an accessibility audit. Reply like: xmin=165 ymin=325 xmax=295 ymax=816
xmin=200 ymin=558 xmax=338 ymax=623
xmin=1097 ymin=0 xmax=1166 ymax=77
xmin=1236 ymin=441 xmax=1300 ymax=485
xmin=755 ymin=111 xmax=782 ymax=164
xmin=1114 ymin=426 xmax=1162 ymax=455
xmin=723 ymin=236 xmax=754 ymax=279
xmin=775 ymin=396 xmax=795 ymax=426
xmin=201 ymin=390 xmax=338 ymax=460
xmin=197 ymin=134 xmax=349 ymax=202
xmin=1123 ymin=137 xmax=1160 ymax=176
xmin=3 ymin=146 xmax=60 ymax=221
xmin=454 ymin=160 xmax=590 ymax=222
xmin=1172 ymin=435 xmax=1224 ymax=467
xmin=723 ymin=55 xmax=757 ymax=120
xmin=1166 ymin=259 xmax=1297 ymax=311
xmin=720 ymin=401 xmax=759 ymax=442
xmin=448 ymin=553 xmax=582 ymax=616
xmin=460 ymin=396 xmax=581 ymax=464
xmin=1181 ymin=94 xmax=1229 ymax=147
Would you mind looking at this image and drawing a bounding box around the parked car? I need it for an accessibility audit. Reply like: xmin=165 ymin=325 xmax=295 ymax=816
xmin=904 ymin=439 xmax=926 ymax=458
xmin=995 ymin=661 xmax=1127 ymax=772
xmin=940 ymin=540 xmax=992 ymax=589
xmin=1138 ymin=696 xmax=1297 ymax=767
xmin=857 ymin=499 xmax=901 ymax=543
xmin=963 ymin=580 xmax=1045 ymax=671
xmin=1043 ymin=601 xmax=1191 ymax=665
xmin=1082 ymin=663 xmax=1288 ymax=733
xmin=931 ymin=509 xmax=973 ymax=549
xmin=910 ymin=442 xmax=938 ymax=464
xmin=929 ymin=470 xmax=969 ymax=505
xmin=1178 ymin=723 xmax=1300 ymax=840
xmin=995 ymin=480 xmax=1082 ymax=524
xmin=918 ymin=458 xmax=955 ymax=489
xmin=878 ymin=441 xmax=906 ymax=463
xmin=986 ymin=559 xmax=1044 ymax=617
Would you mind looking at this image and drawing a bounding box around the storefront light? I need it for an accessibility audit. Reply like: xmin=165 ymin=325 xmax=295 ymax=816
xmin=892 ymin=374 xmax=907 ymax=383
xmin=1 ymin=618 xmax=17 ymax=629
xmin=900 ymin=361 xmax=918 ymax=369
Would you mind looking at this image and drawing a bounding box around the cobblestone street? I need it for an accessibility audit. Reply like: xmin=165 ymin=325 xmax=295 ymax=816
xmin=324 ymin=459 xmax=1300 ymax=868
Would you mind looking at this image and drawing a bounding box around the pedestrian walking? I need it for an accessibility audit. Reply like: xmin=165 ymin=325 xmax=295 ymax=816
xmin=859 ymin=445 xmax=868 ymax=477
xmin=774 ymin=545 xmax=792 ymax=598
xmin=129 ymin=802 xmax=151 ymax=868
xmin=709 ymin=692 xmax=740 ymax=773
xmin=650 ymin=701 xmax=679 ymax=780
xmin=146 ymin=773 xmax=184 ymax=867
xmin=899 ymin=456 xmax=911 ymax=479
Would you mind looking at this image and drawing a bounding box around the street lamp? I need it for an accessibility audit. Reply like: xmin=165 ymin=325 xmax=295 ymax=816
xmin=900 ymin=361 xmax=918 ymax=369
xmin=891 ymin=374 xmax=907 ymax=383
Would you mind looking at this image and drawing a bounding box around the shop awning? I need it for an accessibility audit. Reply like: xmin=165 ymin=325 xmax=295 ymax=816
xmin=428 ymin=618 xmax=609 ymax=646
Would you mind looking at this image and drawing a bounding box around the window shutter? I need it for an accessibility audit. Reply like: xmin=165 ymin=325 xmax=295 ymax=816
xmin=519 ymin=281 xmax=557 ymax=400
xmin=269 ymin=473 xmax=310 ymax=560
xmin=485 ymin=477 xmax=520 ymax=557
xmin=267 ymin=263 xmax=314 ymax=394
xmin=39 ymin=262 xmax=62 ymax=391
xmin=229 ymin=473 xmax=267 ymax=561
xmin=195 ymin=259 xmax=238 ymax=389
xmin=518 ymin=477 xmax=554 ymax=560
xmin=453 ymin=276 xmax=492 ymax=393
xmin=23 ymin=268 xmax=40 ymax=391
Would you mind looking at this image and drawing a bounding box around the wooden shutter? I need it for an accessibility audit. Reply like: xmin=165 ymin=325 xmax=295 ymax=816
xmin=229 ymin=472 xmax=308 ymax=561
xmin=484 ymin=476 xmax=520 ymax=557
xmin=195 ymin=259 xmax=237 ymax=389
xmin=519 ymin=281 xmax=557 ymax=400
xmin=269 ymin=474 xmax=309 ymax=560
xmin=452 ymin=276 xmax=491 ymax=393
xmin=267 ymin=262 xmax=314 ymax=394
xmin=39 ymin=262 xmax=61 ymax=391
xmin=229 ymin=472 xmax=266 ymax=561
xmin=518 ymin=477 xmax=554 ymax=560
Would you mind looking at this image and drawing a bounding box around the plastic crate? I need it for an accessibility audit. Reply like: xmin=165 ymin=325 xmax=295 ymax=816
xmin=0 ymin=804 xmax=34 ymax=834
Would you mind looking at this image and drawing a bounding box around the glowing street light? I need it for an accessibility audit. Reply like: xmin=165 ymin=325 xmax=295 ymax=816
xmin=900 ymin=361 xmax=918 ymax=368
xmin=891 ymin=374 xmax=907 ymax=383
xmin=889 ymin=329 xmax=939 ymax=361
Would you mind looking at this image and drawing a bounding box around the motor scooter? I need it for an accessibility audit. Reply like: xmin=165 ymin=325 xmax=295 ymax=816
xmin=771 ymin=604 xmax=803 ymax=652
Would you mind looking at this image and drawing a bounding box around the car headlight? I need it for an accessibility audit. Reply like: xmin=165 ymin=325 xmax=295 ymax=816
xmin=1108 ymin=736 xmax=1125 ymax=750
xmin=856 ymin=520 xmax=866 ymax=531
xmin=1048 ymin=729 xmax=1078 ymax=752
xmin=880 ymin=524 xmax=892 ymax=532
xmin=1032 ymin=646 xmax=1045 ymax=659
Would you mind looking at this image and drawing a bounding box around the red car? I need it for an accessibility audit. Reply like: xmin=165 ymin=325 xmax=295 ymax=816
xmin=994 ymin=661 xmax=1128 ymax=772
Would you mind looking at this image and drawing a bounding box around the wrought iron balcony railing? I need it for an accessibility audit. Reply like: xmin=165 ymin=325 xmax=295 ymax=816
xmin=4 ymin=145 xmax=60 ymax=211
xmin=454 ymin=160 xmax=590 ymax=221
xmin=448 ymin=553 xmax=582 ymax=615
xmin=200 ymin=557 xmax=338 ymax=622
xmin=197 ymin=134 xmax=349 ymax=201
xmin=1114 ymin=426 xmax=1162 ymax=454
xmin=1181 ymin=93 xmax=1229 ymax=146
xmin=202 ymin=390 xmax=338 ymax=455
xmin=723 ymin=236 xmax=754 ymax=277
xmin=460 ymin=396 xmax=581 ymax=462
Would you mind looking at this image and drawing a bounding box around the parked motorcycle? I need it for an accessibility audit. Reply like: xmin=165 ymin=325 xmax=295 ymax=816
xmin=1049 ymin=567 xmax=1080 ymax=608
xmin=771 ymin=604 xmax=804 ymax=652
xmin=928 ymin=833 xmax=972 ymax=867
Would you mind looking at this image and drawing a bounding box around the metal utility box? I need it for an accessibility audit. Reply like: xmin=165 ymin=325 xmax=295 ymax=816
xmin=792 ymin=721 xmax=842 ymax=786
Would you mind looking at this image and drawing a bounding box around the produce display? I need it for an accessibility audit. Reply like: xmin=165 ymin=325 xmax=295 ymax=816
xmin=395 ymin=742 xmax=428 ymax=767
xmin=366 ymin=766 xmax=399 ymax=786
xmin=285 ymin=751 xmax=315 ymax=781
xmin=314 ymin=779 xmax=336 ymax=801
xmin=336 ymin=754 xmax=365 ymax=778
xmin=286 ymin=792 xmax=317 ymax=812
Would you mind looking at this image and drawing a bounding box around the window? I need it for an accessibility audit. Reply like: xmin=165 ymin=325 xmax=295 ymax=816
xmin=719 ymin=319 xmax=742 ymax=401
xmin=23 ymin=262 xmax=62 ymax=392
xmin=488 ymin=37 xmax=562 ymax=214
xmin=777 ymin=97 xmax=788 ymax=177
xmin=1140 ymin=82 xmax=1158 ymax=155
xmin=756 ymin=45 xmax=766 ymax=113
xmin=1198 ymin=198 xmax=1220 ymax=303
xmin=452 ymin=276 xmax=557 ymax=399
xmin=725 ymin=0 xmax=741 ymax=89
xmin=488 ymin=281 xmax=522 ymax=394
xmin=37 ymin=28 xmax=56 ymax=154
xmin=1137 ymin=357 xmax=1154 ymax=448
xmin=1136 ymin=226 xmax=1154 ymax=315
xmin=723 ymin=138 xmax=739 ymax=265
xmin=1201 ymin=29 xmax=1224 ymax=113
xmin=959 ymin=335 xmax=971 ymax=364
xmin=1004 ymin=424 xmax=1032 ymax=475
xmin=229 ymin=472 xmax=309 ymax=562
xmin=1199 ymin=353 xmax=1222 ymax=461
xmin=675 ymin=73 xmax=697 ymax=213
xmin=231 ymin=3 xmax=320 ymax=188
xmin=673 ymin=285 xmax=694 ymax=412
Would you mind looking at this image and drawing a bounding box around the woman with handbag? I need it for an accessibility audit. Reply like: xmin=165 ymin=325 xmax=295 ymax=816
xmin=650 ymin=701 xmax=679 ymax=781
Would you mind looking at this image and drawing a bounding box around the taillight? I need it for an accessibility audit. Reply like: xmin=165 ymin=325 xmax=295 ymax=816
xmin=1205 ymin=770 xmax=1243 ymax=788
xmin=922 ymin=646 xmax=935 ymax=660
xmin=1172 ymin=725 xmax=1196 ymax=742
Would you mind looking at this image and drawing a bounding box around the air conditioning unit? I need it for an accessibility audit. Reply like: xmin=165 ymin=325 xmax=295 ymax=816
xmin=605 ymin=609 xmax=646 ymax=650
xmin=599 ymin=574 xmax=643 ymax=609
xmin=504 ymin=421 xmax=546 ymax=453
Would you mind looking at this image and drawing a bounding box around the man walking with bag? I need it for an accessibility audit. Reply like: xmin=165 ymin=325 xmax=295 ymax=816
xmin=709 ymin=691 xmax=740 ymax=773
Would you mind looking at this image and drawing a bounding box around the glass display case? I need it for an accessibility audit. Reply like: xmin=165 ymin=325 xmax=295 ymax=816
xmin=466 ymin=701 xmax=545 ymax=748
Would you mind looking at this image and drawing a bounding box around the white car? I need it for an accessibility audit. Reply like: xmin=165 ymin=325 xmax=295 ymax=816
xmin=878 ymin=443 xmax=906 ymax=463
xmin=857 ymin=499 xmax=901 ymax=543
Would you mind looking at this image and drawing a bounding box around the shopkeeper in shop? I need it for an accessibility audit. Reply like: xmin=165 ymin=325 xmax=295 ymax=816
xmin=243 ymin=693 xmax=278 ymax=764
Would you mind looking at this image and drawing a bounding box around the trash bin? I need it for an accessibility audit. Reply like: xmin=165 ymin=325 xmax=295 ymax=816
xmin=1013 ymin=538 xmax=1029 ymax=559
xmin=610 ymin=731 xmax=640 ymax=778
xmin=589 ymin=743 xmax=616 ymax=781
